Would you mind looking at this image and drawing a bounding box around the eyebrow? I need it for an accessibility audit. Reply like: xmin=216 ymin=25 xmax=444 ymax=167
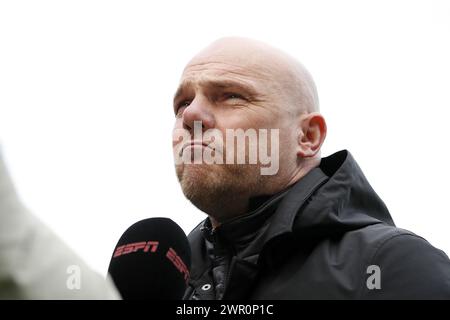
xmin=172 ymin=78 xmax=258 ymax=105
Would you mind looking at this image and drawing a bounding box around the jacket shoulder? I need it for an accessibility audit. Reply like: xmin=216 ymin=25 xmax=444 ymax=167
xmin=356 ymin=226 xmax=450 ymax=299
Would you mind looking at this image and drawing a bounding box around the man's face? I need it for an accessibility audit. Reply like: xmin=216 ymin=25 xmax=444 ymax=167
xmin=172 ymin=47 xmax=299 ymax=220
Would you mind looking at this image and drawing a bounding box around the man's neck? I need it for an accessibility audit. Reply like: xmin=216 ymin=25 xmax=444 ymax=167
xmin=208 ymin=158 xmax=321 ymax=229
xmin=209 ymin=198 xmax=250 ymax=229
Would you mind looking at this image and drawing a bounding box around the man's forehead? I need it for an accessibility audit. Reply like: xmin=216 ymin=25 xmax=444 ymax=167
xmin=182 ymin=58 xmax=270 ymax=80
xmin=176 ymin=57 xmax=268 ymax=88
xmin=178 ymin=41 xmax=294 ymax=92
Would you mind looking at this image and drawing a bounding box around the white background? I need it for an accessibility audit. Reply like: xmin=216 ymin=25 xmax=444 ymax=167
xmin=0 ymin=0 xmax=449 ymax=275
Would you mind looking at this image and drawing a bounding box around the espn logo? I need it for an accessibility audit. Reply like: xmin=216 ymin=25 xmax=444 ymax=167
xmin=166 ymin=247 xmax=190 ymax=281
xmin=113 ymin=241 xmax=159 ymax=258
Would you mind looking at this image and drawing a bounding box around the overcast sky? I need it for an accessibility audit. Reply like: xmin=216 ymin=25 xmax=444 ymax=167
xmin=1 ymin=0 xmax=449 ymax=274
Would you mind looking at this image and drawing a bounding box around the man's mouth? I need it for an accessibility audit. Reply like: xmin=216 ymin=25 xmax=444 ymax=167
xmin=179 ymin=141 xmax=213 ymax=156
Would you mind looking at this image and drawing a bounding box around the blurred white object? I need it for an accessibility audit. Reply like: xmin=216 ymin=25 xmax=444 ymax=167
xmin=0 ymin=147 xmax=120 ymax=299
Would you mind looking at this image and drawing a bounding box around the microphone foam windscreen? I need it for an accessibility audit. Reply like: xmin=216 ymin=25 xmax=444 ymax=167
xmin=108 ymin=217 xmax=191 ymax=300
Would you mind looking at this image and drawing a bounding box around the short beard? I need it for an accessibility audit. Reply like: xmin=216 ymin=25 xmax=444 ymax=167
xmin=176 ymin=162 xmax=263 ymax=223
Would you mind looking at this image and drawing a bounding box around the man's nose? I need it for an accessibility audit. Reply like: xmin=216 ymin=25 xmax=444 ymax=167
xmin=182 ymin=96 xmax=215 ymax=131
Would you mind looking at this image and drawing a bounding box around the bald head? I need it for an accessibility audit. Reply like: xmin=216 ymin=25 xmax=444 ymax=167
xmin=185 ymin=37 xmax=319 ymax=115
xmin=173 ymin=37 xmax=326 ymax=225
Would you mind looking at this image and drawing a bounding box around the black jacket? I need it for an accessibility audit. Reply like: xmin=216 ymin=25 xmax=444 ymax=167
xmin=183 ymin=150 xmax=450 ymax=299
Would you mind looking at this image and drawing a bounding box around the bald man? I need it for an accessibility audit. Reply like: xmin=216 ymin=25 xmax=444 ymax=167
xmin=172 ymin=37 xmax=450 ymax=300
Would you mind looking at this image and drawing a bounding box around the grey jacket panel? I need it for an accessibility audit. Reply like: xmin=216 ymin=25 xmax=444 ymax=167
xmin=0 ymin=148 xmax=120 ymax=299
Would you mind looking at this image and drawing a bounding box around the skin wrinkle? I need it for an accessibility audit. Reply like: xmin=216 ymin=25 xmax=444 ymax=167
xmin=172 ymin=37 xmax=326 ymax=227
xmin=174 ymin=77 xmax=262 ymax=107
xmin=174 ymin=79 xmax=274 ymax=119
xmin=187 ymin=63 xmax=281 ymax=87
xmin=185 ymin=61 xmax=275 ymax=81
xmin=178 ymin=70 xmax=272 ymax=96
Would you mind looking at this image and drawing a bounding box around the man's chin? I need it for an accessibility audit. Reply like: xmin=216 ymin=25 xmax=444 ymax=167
xmin=177 ymin=163 xmax=216 ymax=182
xmin=176 ymin=164 xmax=222 ymax=212
xmin=175 ymin=163 xmax=262 ymax=213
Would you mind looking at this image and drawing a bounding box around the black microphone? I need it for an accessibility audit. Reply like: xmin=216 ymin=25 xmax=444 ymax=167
xmin=108 ymin=217 xmax=191 ymax=300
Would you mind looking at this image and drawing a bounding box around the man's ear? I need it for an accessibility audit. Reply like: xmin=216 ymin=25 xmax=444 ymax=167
xmin=297 ymin=112 xmax=327 ymax=158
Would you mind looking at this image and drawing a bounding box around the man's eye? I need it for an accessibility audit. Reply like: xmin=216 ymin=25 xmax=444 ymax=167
xmin=179 ymin=100 xmax=191 ymax=108
xmin=223 ymin=93 xmax=246 ymax=101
